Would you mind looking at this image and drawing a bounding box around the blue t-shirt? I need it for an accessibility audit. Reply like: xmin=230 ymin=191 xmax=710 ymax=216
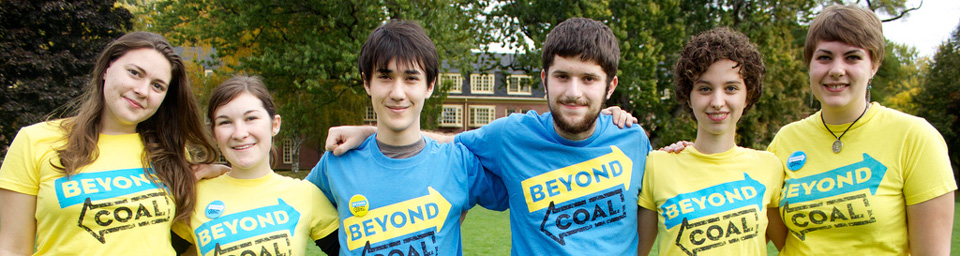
xmin=306 ymin=136 xmax=508 ymax=256
xmin=455 ymin=111 xmax=651 ymax=256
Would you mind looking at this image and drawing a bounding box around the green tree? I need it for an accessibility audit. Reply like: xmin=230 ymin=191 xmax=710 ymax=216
xmin=914 ymin=22 xmax=960 ymax=182
xmin=872 ymin=41 xmax=922 ymax=113
xmin=0 ymin=0 xmax=132 ymax=157
xmin=150 ymin=0 xmax=491 ymax=171
xmin=489 ymin=0 xmax=817 ymax=148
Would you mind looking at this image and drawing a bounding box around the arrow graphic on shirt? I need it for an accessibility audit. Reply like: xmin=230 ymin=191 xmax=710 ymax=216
xmin=344 ymin=187 xmax=452 ymax=251
xmin=539 ymin=188 xmax=626 ymax=245
xmin=197 ymin=199 xmax=300 ymax=255
xmin=780 ymin=154 xmax=887 ymax=207
xmin=661 ymin=173 xmax=765 ymax=229
xmin=521 ymin=146 xmax=633 ymax=212
xmin=77 ymin=191 xmax=171 ymax=243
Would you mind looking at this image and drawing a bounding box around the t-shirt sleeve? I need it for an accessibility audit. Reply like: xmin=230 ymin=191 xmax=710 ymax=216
xmin=305 ymin=153 xmax=337 ymax=208
xmin=0 ymin=127 xmax=42 ymax=195
xmin=171 ymin=220 xmax=195 ymax=244
xmin=901 ymin=121 xmax=957 ymax=205
xmin=765 ymin=154 xmax=786 ymax=208
xmin=766 ymin=133 xmax=782 ymax=155
xmin=307 ymin=182 xmax=340 ymax=240
xmin=637 ymin=153 xmax=657 ymax=211
xmin=454 ymin=116 xmax=507 ymax=170
xmin=461 ymin=145 xmax=508 ymax=211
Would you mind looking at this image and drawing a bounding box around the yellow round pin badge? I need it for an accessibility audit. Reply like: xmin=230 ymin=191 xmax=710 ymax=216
xmin=349 ymin=194 xmax=369 ymax=217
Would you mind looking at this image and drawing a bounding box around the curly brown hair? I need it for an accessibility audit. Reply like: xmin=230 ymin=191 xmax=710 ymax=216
xmin=674 ymin=27 xmax=765 ymax=115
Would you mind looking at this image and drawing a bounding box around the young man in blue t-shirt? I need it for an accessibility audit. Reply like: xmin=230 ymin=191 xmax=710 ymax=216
xmin=305 ymin=20 xmax=508 ymax=256
xmin=326 ymin=17 xmax=652 ymax=255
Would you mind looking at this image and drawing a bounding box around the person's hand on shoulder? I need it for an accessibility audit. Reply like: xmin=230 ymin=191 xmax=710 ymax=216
xmin=325 ymin=126 xmax=377 ymax=156
xmin=601 ymin=106 xmax=639 ymax=129
xmin=659 ymin=141 xmax=693 ymax=153
xmin=192 ymin=164 xmax=230 ymax=180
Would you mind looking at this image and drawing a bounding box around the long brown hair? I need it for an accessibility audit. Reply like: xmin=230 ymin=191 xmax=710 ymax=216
xmin=55 ymin=32 xmax=216 ymax=222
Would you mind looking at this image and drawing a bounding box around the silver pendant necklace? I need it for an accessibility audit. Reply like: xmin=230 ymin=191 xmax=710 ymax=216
xmin=821 ymin=105 xmax=868 ymax=154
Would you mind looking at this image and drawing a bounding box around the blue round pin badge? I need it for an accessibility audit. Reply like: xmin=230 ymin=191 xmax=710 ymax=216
xmin=787 ymin=151 xmax=806 ymax=171
xmin=205 ymin=200 xmax=225 ymax=219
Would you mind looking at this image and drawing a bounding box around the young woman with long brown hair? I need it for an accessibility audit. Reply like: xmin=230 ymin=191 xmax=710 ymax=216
xmin=0 ymin=31 xmax=216 ymax=255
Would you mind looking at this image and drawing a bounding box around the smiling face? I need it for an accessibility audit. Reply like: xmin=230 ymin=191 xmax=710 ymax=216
xmin=809 ymin=41 xmax=878 ymax=118
xmin=543 ymin=55 xmax=618 ymax=141
xmin=212 ymin=92 xmax=280 ymax=173
xmin=100 ymin=48 xmax=172 ymax=134
xmin=365 ymin=59 xmax=434 ymax=145
xmin=689 ymin=59 xmax=747 ymax=139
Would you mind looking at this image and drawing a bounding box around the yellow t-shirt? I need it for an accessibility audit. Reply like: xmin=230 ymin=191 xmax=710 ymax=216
xmin=768 ymin=102 xmax=957 ymax=255
xmin=172 ymin=173 xmax=339 ymax=256
xmin=639 ymin=147 xmax=784 ymax=256
xmin=0 ymin=120 xmax=177 ymax=255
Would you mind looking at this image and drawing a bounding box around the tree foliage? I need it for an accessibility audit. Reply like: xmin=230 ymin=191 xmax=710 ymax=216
xmin=488 ymin=0 xmax=817 ymax=148
xmin=872 ymin=41 xmax=922 ymax=114
xmin=150 ymin=0 xmax=492 ymax=170
xmin=915 ymin=21 xmax=960 ymax=178
xmin=0 ymin=0 xmax=132 ymax=156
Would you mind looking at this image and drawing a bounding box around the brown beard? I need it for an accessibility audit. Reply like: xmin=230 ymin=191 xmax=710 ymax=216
xmin=548 ymin=95 xmax=601 ymax=136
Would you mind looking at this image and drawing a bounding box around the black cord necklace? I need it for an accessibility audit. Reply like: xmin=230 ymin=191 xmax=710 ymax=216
xmin=821 ymin=105 xmax=869 ymax=153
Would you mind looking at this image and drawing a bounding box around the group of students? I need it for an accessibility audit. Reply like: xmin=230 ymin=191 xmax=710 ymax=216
xmin=0 ymin=4 xmax=955 ymax=256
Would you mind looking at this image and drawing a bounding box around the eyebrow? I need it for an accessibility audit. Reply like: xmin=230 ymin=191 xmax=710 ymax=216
xmin=695 ymin=78 xmax=743 ymax=85
xmin=128 ymin=64 xmax=169 ymax=86
xmin=816 ymin=49 xmax=865 ymax=56
xmin=377 ymin=68 xmax=422 ymax=74
xmin=550 ymin=70 xmax=601 ymax=77
xmin=215 ymin=110 xmax=261 ymax=120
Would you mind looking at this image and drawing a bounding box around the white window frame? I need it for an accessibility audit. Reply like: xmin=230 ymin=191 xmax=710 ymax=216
xmin=439 ymin=105 xmax=463 ymax=127
xmin=507 ymin=74 xmax=532 ymax=95
xmin=363 ymin=107 xmax=377 ymax=122
xmin=440 ymin=73 xmax=463 ymax=93
xmin=469 ymin=105 xmax=496 ymax=127
xmin=282 ymin=139 xmax=293 ymax=164
xmin=469 ymin=73 xmax=495 ymax=94
xmin=505 ymin=108 xmax=524 ymax=116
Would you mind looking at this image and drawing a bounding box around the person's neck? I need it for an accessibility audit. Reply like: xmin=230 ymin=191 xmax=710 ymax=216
xmin=693 ymin=130 xmax=736 ymax=155
xmin=99 ymin=119 xmax=137 ymax=135
xmin=375 ymin=125 xmax=422 ymax=146
xmin=821 ymin=101 xmax=870 ymax=125
xmin=555 ymin=124 xmax=596 ymax=141
xmin=227 ymin=164 xmax=272 ymax=179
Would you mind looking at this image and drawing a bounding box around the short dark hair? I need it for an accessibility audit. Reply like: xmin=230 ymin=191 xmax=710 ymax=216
xmin=804 ymin=5 xmax=884 ymax=67
xmin=542 ymin=17 xmax=620 ymax=83
xmin=674 ymin=27 xmax=765 ymax=114
xmin=357 ymin=20 xmax=439 ymax=87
